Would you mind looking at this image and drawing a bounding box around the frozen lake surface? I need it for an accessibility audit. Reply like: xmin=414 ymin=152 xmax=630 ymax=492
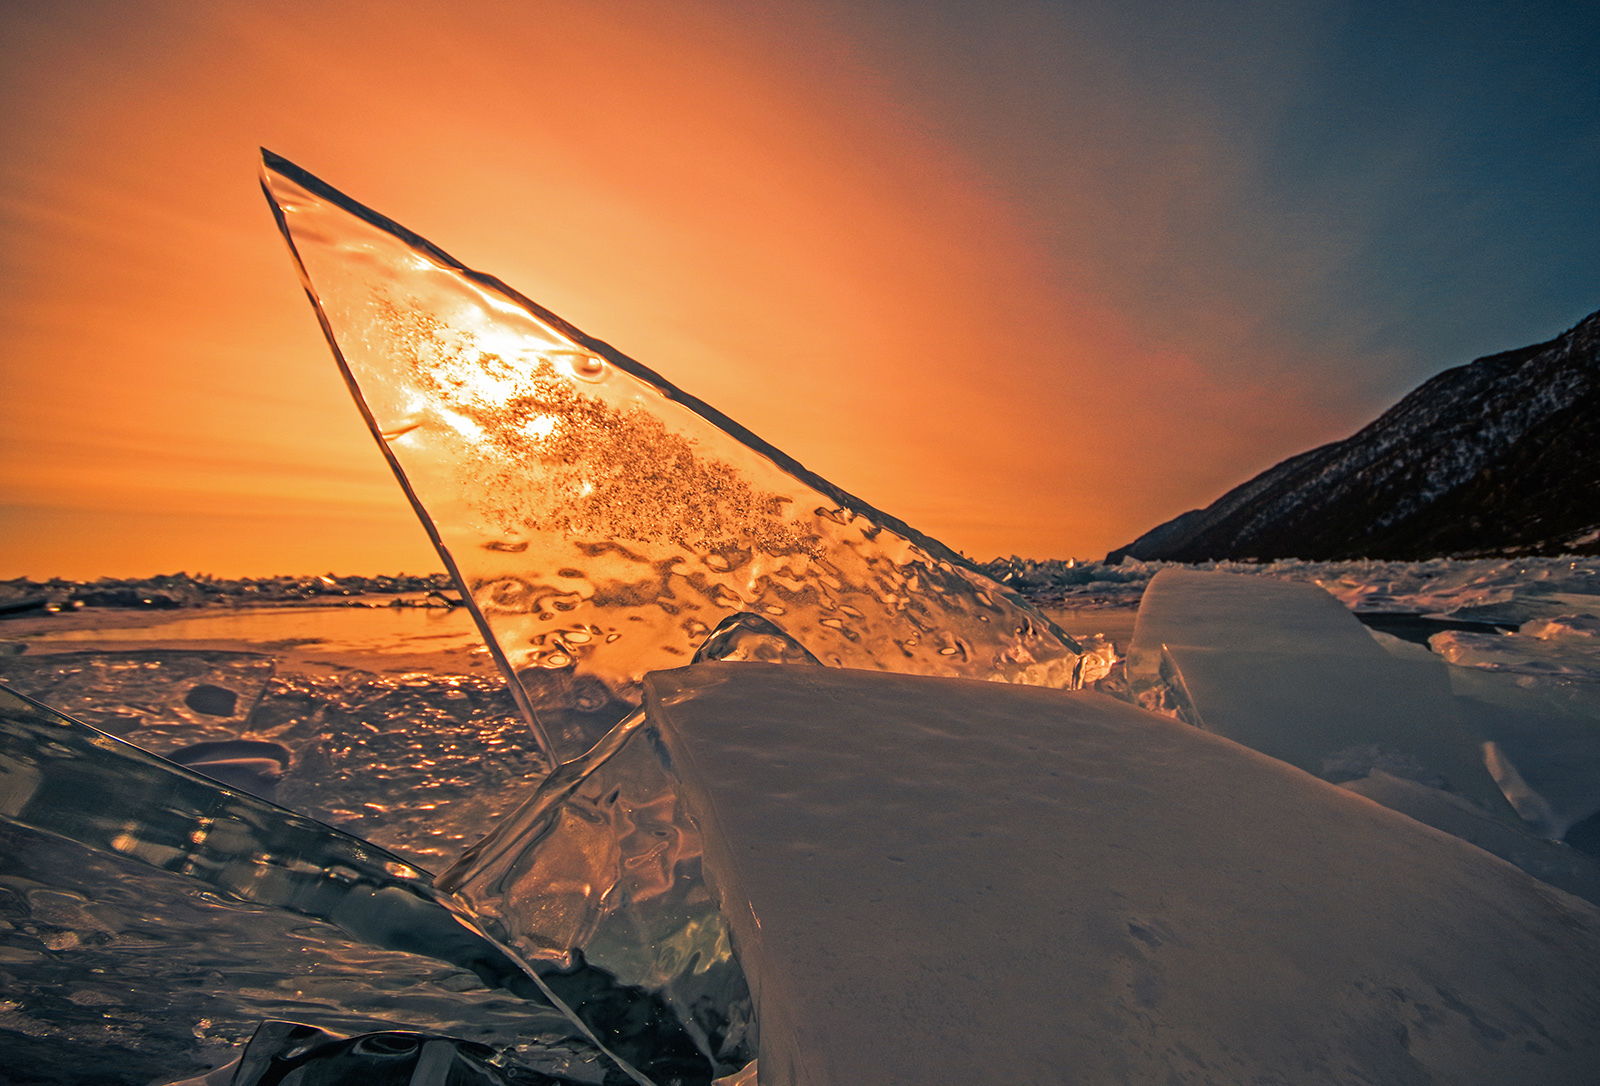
xmin=2 ymin=556 xmax=1600 ymax=1083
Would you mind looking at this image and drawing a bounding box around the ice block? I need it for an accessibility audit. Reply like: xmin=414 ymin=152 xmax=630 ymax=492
xmin=1128 ymin=569 xmax=1516 ymax=817
xmin=644 ymin=663 xmax=1600 ymax=1086
xmin=1449 ymin=667 xmax=1600 ymax=839
xmin=1338 ymin=770 xmax=1600 ymax=906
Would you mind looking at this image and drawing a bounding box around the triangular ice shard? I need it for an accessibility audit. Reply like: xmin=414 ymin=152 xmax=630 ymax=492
xmin=260 ymin=151 xmax=1082 ymax=757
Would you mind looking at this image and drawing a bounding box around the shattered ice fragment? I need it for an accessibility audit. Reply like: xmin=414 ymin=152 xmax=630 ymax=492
xmin=438 ymin=714 xmax=759 ymax=1077
xmin=1127 ymin=570 xmax=1515 ymax=819
xmin=436 ymin=616 xmax=831 ymax=1078
xmin=1430 ymin=628 xmax=1600 ymax=682
xmin=157 ymin=1019 xmax=592 ymax=1086
xmin=644 ymin=663 xmax=1600 ymax=1086
xmin=0 ymin=684 xmax=677 ymax=1083
xmin=0 ymin=684 xmax=445 ymax=926
xmin=260 ymin=150 xmax=1081 ymax=761
xmin=0 ymin=819 xmax=585 ymax=1085
xmin=1525 ymin=614 xmax=1600 ymax=640
xmin=1448 ymin=666 xmax=1600 ymax=841
xmin=1338 ymin=770 xmax=1600 ymax=907
xmin=692 ymin=612 xmax=822 ymax=666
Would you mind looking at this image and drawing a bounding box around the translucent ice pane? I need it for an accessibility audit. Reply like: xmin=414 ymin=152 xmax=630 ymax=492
xmin=0 ymin=684 xmax=436 ymax=913
xmin=0 ymin=684 xmax=701 ymax=1085
xmin=260 ymin=152 xmax=1082 ymax=759
xmin=0 ymin=685 xmax=652 ymax=1074
xmin=644 ymin=663 xmax=1600 ymax=1086
xmin=439 ymin=701 xmax=753 ymax=1078
xmin=1447 ymin=666 xmax=1600 ymax=840
xmin=0 ymin=820 xmax=580 ymax=1085
xmin=433 ymin=615 xmax=811 ymax=1078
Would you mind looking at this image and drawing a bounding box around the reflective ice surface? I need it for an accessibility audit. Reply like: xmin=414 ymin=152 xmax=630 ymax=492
xmin=0 ymin=650 xmax=275 ymax=749
xmin=260 ymin=151 xmax=1082 ymax=763
xmin=0 ymin=821 xmax=594 ymax=1086
xmin=6 ymin=555 xmax=1600 ymax=1081
xmin=434 ymin=614 xmax=820 ymax=1080
xmin=0 ymin=685 xmax=641 ymax=1084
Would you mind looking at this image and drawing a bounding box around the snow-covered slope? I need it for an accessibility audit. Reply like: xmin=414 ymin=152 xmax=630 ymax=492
xmin=1111 ymin=308 xmax=1600 ymax=561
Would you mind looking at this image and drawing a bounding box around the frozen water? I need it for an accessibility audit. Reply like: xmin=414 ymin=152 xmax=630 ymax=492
xmin=438 ymin=699 xmax=752 ymax=1080
xmin=1337 ymin=771 xmax=1600 ymax=907
xmin=7 ymin=558 xmax=1600 ymax=1081
xmin=0 ymin=649 xmax=275 ymax=748
xmin=0 ymin=685 xmax=637 ymax=1084
xmin=689 ymin=613 xmax=822 ymax=667
xmin=434 ymin=613 xmax=822 ymax=1081
xmin=157 ymin=1019 xmax=588 ymax=1086
xmin=1447 ymin=667 xmax=1600 ymax=840
xmin=0 ymin=652 xmax=550 ymax=872
xmin=0 ymin=685 xmax=443 ymax=915
xmin=981 ymin=554 xmax=1600 ymax=614
xmin=260 ymin=151 xmax=1082 ymax=765
xmin=1126 ymin=570 xmax=1516 ymax=817
xmin=0 ymin=820 xmax=600 ymax=1086
xmin=1431 ymin=628 xmax=1600 ymax=681
xmin=645 ymin=662 xmax=1600 ymax=1086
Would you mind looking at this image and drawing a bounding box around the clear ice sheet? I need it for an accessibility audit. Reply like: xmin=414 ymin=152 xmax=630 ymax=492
xmin=0 ymin=821 xmax=589 ymax=1086
xmin=433 ymin=615 xmax=825 ymax=1080
xmin=0 ymin=686 xmax=636 ymax=1085
xmin=260 ymin=151 xmax=1082 ymax=762
xmin=1 ymin=650 xmax=556 ymax=872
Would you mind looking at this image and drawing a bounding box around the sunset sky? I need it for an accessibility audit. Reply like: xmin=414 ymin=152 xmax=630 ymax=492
xmin=2 ymin=0 xmax=1597 ymax=578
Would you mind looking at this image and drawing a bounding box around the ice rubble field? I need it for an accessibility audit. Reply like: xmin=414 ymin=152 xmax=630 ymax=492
xmin=4 ymin=556 xmax=1600 ymax=1085
xmin=3 ymin=151 xmax=1600 ymax=1084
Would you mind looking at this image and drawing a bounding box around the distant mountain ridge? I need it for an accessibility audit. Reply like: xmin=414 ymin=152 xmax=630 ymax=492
xmin=1109 ymin=307 xmax=1600 ymax=562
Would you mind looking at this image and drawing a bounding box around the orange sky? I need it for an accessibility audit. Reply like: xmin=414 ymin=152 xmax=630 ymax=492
xmin=0 ymin=0 xmax=1370 ymax=578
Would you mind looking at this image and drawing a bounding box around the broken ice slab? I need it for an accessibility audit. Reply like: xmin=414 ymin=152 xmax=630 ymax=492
xmin=0 ymin=820 xmax=583 ymax=1086
xmin=437 ymin=615 xmax=824 ymax=1079
xmin=1430 ymin=628 xmax=1600 ymax=682
xmin=439 ymin=713 xmax=754 ymax=1077
xmin=1127 ymin=570 xmax=1515 ymax=818
xmin=1444 ymin=585 xmax=1600 ymax=627
xmin=0 ymin=649 xmax=274 ymax=750
xmin=1337 ymin=770 xmax=1600 ymax=906
xmin=1365 ymin=624 xmax=1600 ymax=849
xmin=644 ymin=663 xmax=1600 ymax=1086
xmin=1446 ymin=665 xmax=1600 ymax=841
xmin=156 ymin=1020 xmax=593 ymax=1086
xmin=0 ymin=683 xmax=442 ymax=921
xmin=0 ymin=685 xmax=706 ymax=1086
xmin=260 ymin=151 xmax=1082 ymax=760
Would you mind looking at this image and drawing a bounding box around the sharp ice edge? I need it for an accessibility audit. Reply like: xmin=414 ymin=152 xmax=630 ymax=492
xmin=259 ymin=150 xmax=1084 ymax=768
xmin=0 ymin=685 xmax=667 ymax=1086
